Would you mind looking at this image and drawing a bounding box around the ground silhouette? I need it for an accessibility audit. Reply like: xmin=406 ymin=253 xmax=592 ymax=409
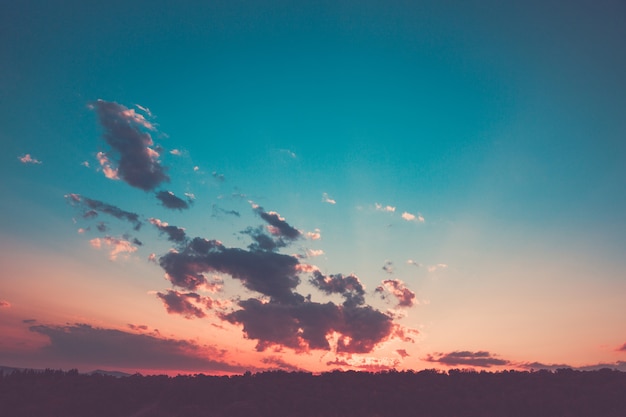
xmin=1 ymin=367 xmax=625 ymax=416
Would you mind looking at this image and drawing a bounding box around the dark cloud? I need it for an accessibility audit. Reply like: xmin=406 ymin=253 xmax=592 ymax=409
xmin=159 ymin=238 xmax=300 ymax=300
xmin=424 ymin=351 xmax=509 ymax=368
xmin=618 ymin=343 xmax=626 ymax=352
xmin=253 ymin=205 xmax=301 ymax=240
xmin=27 ymin=323 xmax=247 ymax=373
xmin=22 ymin=319 xmax=37 ymax=324
xmin=396 ymin=349 xmax=410 ymax=358
xmin=310 ymin=271 xmax=366 ymax=308
xmin=212 ymin=204 xmax=240 ymax=218
xmin=261 ymin=356 xmax=306 ymax=372
xmin=127 ymin=324 xmax=148 ymax=331
xmin=96 ymin=222 xmax=108 ymax=232
xmin=157 ymin=290 xmax=207 ymax=319
xmin=149 ymin=218 xmax=187 ymax=243
xmin=90 ymin=100 xmax=169 ymax=191
xmin=155 ymin=190 xmax=191 ymax=210
xmin=520 ymin=361 xmax=626 ymax=372
xmin=241 ymin=226 xmax=286 ymax=252
xmin=157 ymin=238 xmax=394 ymax=354
xmin=382 ymin=260 xmax=394 ymax=274
xmin=66 ymin=194 xmax=142 ymax=230
xmin=376 ymin=279 xmax=416 ymax=308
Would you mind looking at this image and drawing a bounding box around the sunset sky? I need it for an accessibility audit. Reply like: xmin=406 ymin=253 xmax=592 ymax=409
xmin=1 ymin=0 xmax=626 ymax=375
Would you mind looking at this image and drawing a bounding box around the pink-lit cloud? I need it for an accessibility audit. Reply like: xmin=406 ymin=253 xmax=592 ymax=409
xmin=18 ymin=154 xmax=42 ymax=164
xmin=306 ymin=229 xmax=321 ymax=240
xmin=428 ymin=263 xmax=448 ymax=273
xmin=376 ymin=279 xmax=416 ymax=308
xmin=401 ymin=211 xmax=425 ymax=222
xmin=157 ymin=290 xmax=207 ymax=319
xmin=89 ymin=236 xmax=138 ymax=260
xmin=96 ymin=151 xmax=119 ymax=180
xmin=0 ymin=300 xmax=11 ymax=308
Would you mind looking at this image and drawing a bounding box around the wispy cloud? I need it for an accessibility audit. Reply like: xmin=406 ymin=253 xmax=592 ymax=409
xmin=0 ymin=300 xmax=11 ymax=308
xmin=149 ymin=218 xmax=187 ymax=243
xmin=375 ymin=203 xmax=396 ymax=212
xmin=322 ymin=193 xmax=336 ymax=205
xmin=428 ymin=263 xmax=448 ymax=273
xmin=18 ymin=154 xmax=42 ymax=164
xmin=89 ymin=236 xmax=138 ymax=260
xmin=156 ymin=290 xmax=209 ymax=319
xmin=65 ymin=194 xmax=142 ymax=230
xmin=306 ymin=229 xmax=321 ymax=240
xmin=406 ymin=259 xmax=422 ymax=267
xmin=96 ymin=151 xmax=119 ymax=180
xmin=382 ymin=260 xmax=394 ymax=274
xmin=424 ymin=351 xmax=509 ymax=368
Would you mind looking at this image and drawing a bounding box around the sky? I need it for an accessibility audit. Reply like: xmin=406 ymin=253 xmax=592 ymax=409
xmin=1 ymin=0 xmax=625 ymax=375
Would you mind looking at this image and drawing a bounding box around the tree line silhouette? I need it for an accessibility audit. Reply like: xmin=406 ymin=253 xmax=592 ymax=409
xmin=1 ymin=367 xmax=625 ymax=416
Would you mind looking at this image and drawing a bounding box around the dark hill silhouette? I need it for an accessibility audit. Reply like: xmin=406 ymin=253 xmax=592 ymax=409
xmin=1 ymin=368 xmax=625 ymax=416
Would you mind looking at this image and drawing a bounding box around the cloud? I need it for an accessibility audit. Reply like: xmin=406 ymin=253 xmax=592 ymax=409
xmin=279 ymin=149 xmax=297 ymax=159
xmin=241 ymin=226 xmax=287 ymax=252
xmin=375 ymin=203 xmax=396 ymax=212
xmin=305 ymin=249 xmax=324 ymax=258
xmin=149 ymin=218 xmax=187 ymax=243
xmin=618 ymin=343 xmax=626 ymax=352
xmin=157 ymin=238 xmax=394 ymax=354
xmin=0 ymin=300 xmax=11 ymax=308
xmin=96 ymin=151 xmax=119 ymax=180
xmin=18 ymin=154 xmax=42 ymax=164
xmin=322 ymin=193 xmax=336 ymax=205
xmin=169 ymin=149 xmax=183 ymax=156
xmin=306 ymin=229 xmax=321 ymax=240
xmin=376 ymin=279 xmax=416 ymax=308
xmin=396 ymin=349 xmax=410 ymax=358
xmin=406 ymin=259 xmax=422 ymax=267
xmin=428 ymin=263 xmax=448 ymax=273
xmin=253 ymin=206 xmax=301 ymax=240
xmin=424 ymin=351 xmax=509 ymax=368
xmin=212 ymin=171 xmax=225 ymax=182
xmin=27 ymin=323 xmax=247 ymax=373
xmin=89 ymin=99 xmax=169 ymax=191
xmin=382 ymin=260 xmax=394 ymax=274
xmin=89 ymin=236 xmax=138 ymax=260
xmin=156 ymin=290 xmax=208 ymax=319
xmin=66 ymin=194 xmax=142 ymax=230
xmin=155 ymin=190 xmax=191 ymax=210
xmin=401 ymin=211 xmax=425 ymax=223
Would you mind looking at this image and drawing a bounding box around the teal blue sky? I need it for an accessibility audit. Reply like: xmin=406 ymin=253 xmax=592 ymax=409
xmin=1 ymin=1 xmax=625 ymax=373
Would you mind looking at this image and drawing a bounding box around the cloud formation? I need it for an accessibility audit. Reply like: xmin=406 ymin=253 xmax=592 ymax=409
xmin=66 ymin=194 xmax=142 ymax=230
xmin=253 ymin=205 xmax=301 ymax=240
xmin=157 ymin=290 xmax=208 ymax=319
xmin=27 ymin=323 xmax=246 ymax=373
xmin=90 ymin=100 xmax=169 ymax=191
xmin=18 ymin=154 xmax=42 ymax=164
xmin=401 ymin=211 xmax=425 ymax=222
xmin=424 ymin=351 xmax=509 ymax=368
xmin=376 ymin=279 xmax=416 ymax=308
xmin=375 ymin=203 xmax=396 ymax=212
xmin=0 ymin=300 xmax=11 ymax=308
xmin=155 ymin=190 xmax=191 ymax=210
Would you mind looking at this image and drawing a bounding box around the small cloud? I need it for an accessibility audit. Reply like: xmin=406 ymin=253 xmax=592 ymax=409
xmin=376 ymin=279 xmax=416 ymax=308
xmin=212 ymin=171 xmax=225 ymax=182
xmin=253 ymin=206 xmax=301 ymax=240
xmin=305 ymin=249 xmax=324 ymax=258
xmin=81 ymin=161 xmax=90 ymax=168
xmin=149 ymin=218 xmax=187 ymax=243
xmin=382 ymin=260 xmax=394 ymax=275
xmin=155 ymin=190 xmax=191 ymax=210
xmin=427 ymin=263 xmax=448 ymax=273
xmin=0 ymin=300 xmax=11 ymax=308
xmin=157 ymin=290 xmax=207 ymax=319
xmin=396 ymin=349 xmax=410 ymax=359
xmin=18 ymin=154 xmax=42 ymax=164
xmin=402 ymin=212 xmax=425 ymax=223
xmin=169 ymin=149 xmax=183 ymax=156
xmin=322 ymin=193 xmax=336 ymax=205
xmin=406 ymin=259 xmax=422 ymax=268
xmin=148 ymin=253 xmax=157 ymax=263
xmin=375 ymin=203 xmax=395 ymax=212
xmin=618 ymin=343 xmax=626 ymax=352
xmin=89 ymin=236 xmax=138 ymax=260
xmin=193 ymin=166 xmax=200 ymax=172
xmin=306 ymin=229 xmax=321 ymax=240
xmin=424 ymin=351 xmax=509 ymax=368
xmin=96 ymin=151 xmax=120 ymax=180
xmin=279 ymin=149 xmax=297 ymax=159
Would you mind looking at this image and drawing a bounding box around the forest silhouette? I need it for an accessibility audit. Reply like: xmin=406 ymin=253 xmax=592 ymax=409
xmin=1 ymin=367 xmax=625 ymax=416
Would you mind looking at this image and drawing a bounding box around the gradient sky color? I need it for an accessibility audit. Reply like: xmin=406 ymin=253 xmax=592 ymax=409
xmin=1 ymin=0 xmax=626 ymax=375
